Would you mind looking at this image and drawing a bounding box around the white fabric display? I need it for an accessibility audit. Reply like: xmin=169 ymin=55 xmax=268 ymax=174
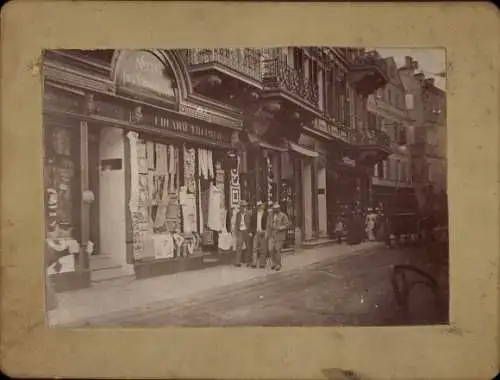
xmin=207 ymin=184 xmax=222 ymax=231
xmin=154 ymin=177 xmax=169 ymax=230
xmin=127 ymin=132 xmax=140 ymax=211
xmin=156 ymin=144 xmax=168 ymax=175
xmin=172 ymin=232 xmax=185 ymax=256
xmin=169 ymin=145 xmax=176 ymax=193
xmin=146 ymin=141 xmax=155 ymax=169
xmin=202 ymin=149 xmax=209 ymax=180
xmin=198 ymin=178 xmax=204 ymax=234
xmin=152 ymin=233 xmax=175 ymax=259
xmin=137 ymin=141 xmax=147 ymax=159
xmin=168 ymin=145 xmax=175 ymax=174
xmin=179 ymin=186 xmax=188 ymax=206
xmin=197 ymin=148 xmax=203 ymax=177
xmin=218 ymin=230 xmax=232 ymax=252
xmin=147 ymin=172 xmax=155 ymax=203
xmin=207 ymin=149 xmax=214 ymax=180
xmin=182 ymin=193 xmax=197 ymax=234
xmin=47 ymin=254 xmax=75 ymax=275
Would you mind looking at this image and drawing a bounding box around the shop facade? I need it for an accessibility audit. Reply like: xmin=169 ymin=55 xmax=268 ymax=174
xmin=43 ymin=49 xmax=245 ymax=291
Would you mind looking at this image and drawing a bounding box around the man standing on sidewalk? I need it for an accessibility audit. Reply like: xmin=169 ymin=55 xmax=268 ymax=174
xmin=268 ymin=203 xmax=290 ymax=271
xmin=234 ymin=200 xmax=253 ymax=267
xmin=251 ymin=201 xmax=269 ymax=268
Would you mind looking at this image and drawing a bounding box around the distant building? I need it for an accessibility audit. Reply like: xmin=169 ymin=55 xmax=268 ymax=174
xmin=398 ymin=55 xmax=447 ymax=214
xmin=366 ymin=54 xmax=416 ymax=215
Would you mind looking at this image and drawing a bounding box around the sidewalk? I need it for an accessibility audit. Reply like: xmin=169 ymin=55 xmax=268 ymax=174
xmin=48 ymin=242 xmax=379 ymax=327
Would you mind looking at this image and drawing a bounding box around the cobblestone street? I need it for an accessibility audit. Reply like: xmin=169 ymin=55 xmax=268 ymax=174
xmin=88 ymin=244 xmax=448 ymax=327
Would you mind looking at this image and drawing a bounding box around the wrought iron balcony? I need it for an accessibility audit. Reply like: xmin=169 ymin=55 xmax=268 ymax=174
xmin=349 ymin=128 xmax=392 ymax=166
xmin=348 ymin=51 xmax=389 ymax=98
xmin=353 ymin=128 xmax=391 ymax=147
xmin=262 ymin=57 xmax=319 ymax=108
xmin=313 ymin=118 xmax=352 ymax=143
xmin=184 ymin=48 xmax=263 ymax=83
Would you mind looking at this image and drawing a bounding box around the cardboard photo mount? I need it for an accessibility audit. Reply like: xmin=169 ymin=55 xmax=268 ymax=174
xmin=1 ymin=2 xmax=499 ymax=379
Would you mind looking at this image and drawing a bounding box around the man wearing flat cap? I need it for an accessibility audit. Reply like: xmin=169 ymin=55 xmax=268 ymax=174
xmin=234 ymin=200 xmax=253 ymax=267
xmin=267 ymin=202 xmax=290 ymax=271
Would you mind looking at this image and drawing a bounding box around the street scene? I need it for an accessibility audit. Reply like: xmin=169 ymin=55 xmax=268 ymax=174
xmin=43 ymin=47 xmax=448 ymax=327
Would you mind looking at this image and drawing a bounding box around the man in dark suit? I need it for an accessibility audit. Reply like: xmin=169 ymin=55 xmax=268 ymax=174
xmin=234 ymin=200 xmax=253 ymax=267
xmin=267 ymin=203 xmax=290 ymax=271
xmin=250 ymin=201 xmax=269 ymax=268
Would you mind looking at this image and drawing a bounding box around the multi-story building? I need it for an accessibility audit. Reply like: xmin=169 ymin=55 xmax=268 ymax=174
xmin=43 ymin=47 xmax=389 ymax=291
xmin=366 ymin=54 xmax=416 ymax=216
xmin=398 ymin=56 xmax=447 ymax=215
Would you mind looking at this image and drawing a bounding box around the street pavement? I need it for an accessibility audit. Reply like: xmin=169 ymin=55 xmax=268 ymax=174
xmin=89 ymin=244 xmax=449 ymax=327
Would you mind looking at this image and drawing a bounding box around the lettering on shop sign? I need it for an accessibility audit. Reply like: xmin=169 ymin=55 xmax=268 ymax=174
xmin=116 ymin=51 xmax=176 ymax=98
xmin=152 ymin=115 xmax=231 ymax=144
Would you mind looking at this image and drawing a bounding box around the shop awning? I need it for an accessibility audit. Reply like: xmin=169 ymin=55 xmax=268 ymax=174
xmin=258 ymin=141 xmax=289 ymax=152
xmin=288 ymin=141 xmax=319 ymax=158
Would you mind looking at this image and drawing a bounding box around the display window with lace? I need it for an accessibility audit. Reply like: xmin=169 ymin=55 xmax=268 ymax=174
xmin=44 ymin=125 xmax=80 ymax=242
xmin=130 ymin=136 xmax=184 ymax=261
xmin=195 ymin=147 xmax=228 ymax=252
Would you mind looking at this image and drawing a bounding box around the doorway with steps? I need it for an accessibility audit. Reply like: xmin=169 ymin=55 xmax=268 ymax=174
xmin=88 ymin=126 xmax=134 ymax=283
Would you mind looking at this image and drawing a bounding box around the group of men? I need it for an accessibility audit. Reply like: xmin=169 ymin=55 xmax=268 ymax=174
xmin=234 ymin=200 xmax=290 ymax=271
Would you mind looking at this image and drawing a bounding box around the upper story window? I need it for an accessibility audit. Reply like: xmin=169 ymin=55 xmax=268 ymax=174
xmin=293 ymin=48 xmax=305 ymax=72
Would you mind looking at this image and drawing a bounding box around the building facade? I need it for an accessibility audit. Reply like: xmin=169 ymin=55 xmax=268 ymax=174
xmin=367 ymin=55 xmax=417 ymax=218
xmin=43 ymin=47 xmax=390 ymax=292
xmin=398 ymin=56 xmax=447 ymax=216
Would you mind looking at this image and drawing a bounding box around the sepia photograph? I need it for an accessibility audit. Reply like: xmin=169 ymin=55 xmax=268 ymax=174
xmin=43 ymin=47 xmax=449 ymax=328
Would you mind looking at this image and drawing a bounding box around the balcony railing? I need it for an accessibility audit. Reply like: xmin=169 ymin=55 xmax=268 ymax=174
xmin=262 ymin=57 xmax=319 ymax=107
xmin=184 ymin=48 xmax=263 ymax=82
xmin=353 ymin=128 xmax=391 ymax=147
xmin=351 ymin=51 xmax=389 ymax=77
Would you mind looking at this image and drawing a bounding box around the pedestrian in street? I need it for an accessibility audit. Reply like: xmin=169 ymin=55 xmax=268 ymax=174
xmin=365 ymin=208 xmax=377 ymax=241
xmin=334 ymin=215 xmax=345 ymax=244
xmin=267 ymin=202 xmax=290 ymax=271
xmin=250 ymin=200 xmax=269 ymax=268
xmin=234 ymin=200 xmax=253 ymax=267
xmin=346 ymin=206 xmax=364 ymax=245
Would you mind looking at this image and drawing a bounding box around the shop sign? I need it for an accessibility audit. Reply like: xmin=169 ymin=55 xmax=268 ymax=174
xmin=342 ymin=156 xmax=356 ymax=167
xmin=150 ymin=114 xmax=232 ymax=144
xmin=115 ymin=50 xmax=176 ymax=98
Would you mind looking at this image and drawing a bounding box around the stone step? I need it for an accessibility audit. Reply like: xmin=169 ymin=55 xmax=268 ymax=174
xmin=89 ymin=255 xmax=121 ymax=271
xmin=91 ymin=267 xmax=135 ymax=283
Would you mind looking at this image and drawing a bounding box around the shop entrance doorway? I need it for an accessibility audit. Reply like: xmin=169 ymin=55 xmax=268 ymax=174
xmin=88 ymin=126 xmax=133 ymax=282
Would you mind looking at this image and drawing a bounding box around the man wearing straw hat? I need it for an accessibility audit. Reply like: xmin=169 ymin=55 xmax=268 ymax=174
xmin=267 ymin=202 xmax=290 ymax=271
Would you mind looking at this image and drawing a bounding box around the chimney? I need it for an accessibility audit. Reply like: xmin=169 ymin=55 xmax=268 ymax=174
xmin=425 ymin=78 xmax=435 ymax=87
xmin=404 ymin=56 xmax=413 ymax=68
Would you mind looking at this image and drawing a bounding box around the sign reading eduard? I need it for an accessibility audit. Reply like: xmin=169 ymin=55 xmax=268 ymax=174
xmin=142 ymin=113 xmax=232 ymax=144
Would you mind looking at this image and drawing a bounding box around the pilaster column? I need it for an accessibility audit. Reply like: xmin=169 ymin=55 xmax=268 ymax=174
xmin=79 ymin=120 xmax=89 ymax=271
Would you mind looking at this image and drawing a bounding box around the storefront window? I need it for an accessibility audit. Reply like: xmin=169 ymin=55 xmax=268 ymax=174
xmin=44 ymin=125 xmax=79 ymax=238
xmin=129 ymin=135 xmax=230 ymax=261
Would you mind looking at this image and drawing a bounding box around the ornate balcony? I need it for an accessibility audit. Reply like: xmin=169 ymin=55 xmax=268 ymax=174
xmin=312 ymin=118 xmax=352 ymax=144
xmin=262 ymin=57 xmax=319 ymax=108
xmin=249 ymin=56 xmax=321 ymax=144
xmin=183 ymin=48 xmax=263 ymax=103
xmin=349 ymin=128 xmax=392 ymax=166
xmin=348 ymin=51 xmax=389 ymax=98
xmin=186 ymin=48 xmax=262 ymax=81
